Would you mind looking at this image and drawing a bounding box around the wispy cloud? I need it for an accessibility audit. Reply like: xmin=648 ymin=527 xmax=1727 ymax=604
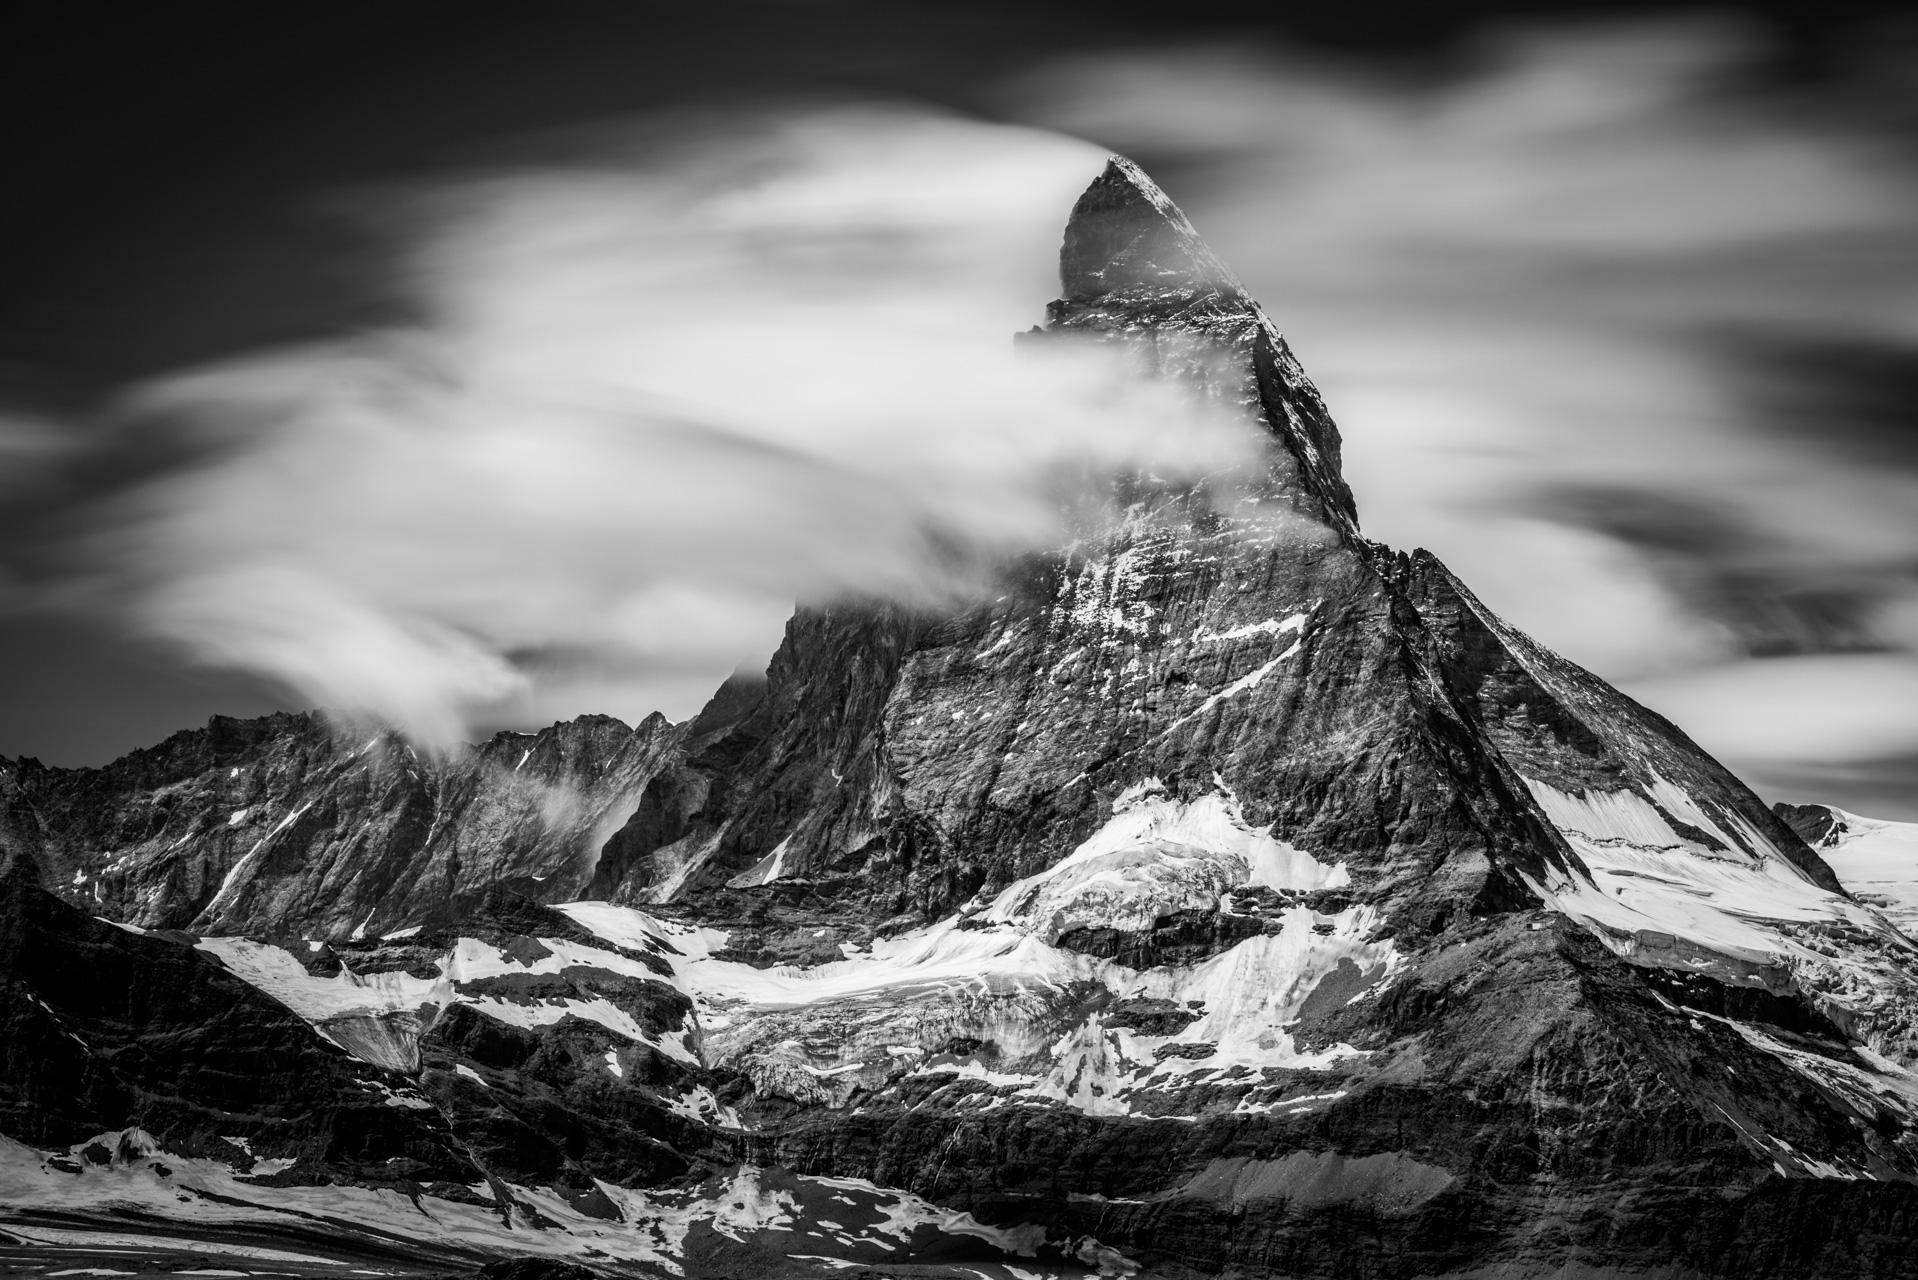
xmin=14 ymin=107 xmax=1264 ymax=744
xmin=11 ymin=25 xmax=1916 ymax=819
xmin=1003 ymin=19 xmax=1918 ymax=814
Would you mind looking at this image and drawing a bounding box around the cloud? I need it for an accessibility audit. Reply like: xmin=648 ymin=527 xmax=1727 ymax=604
xmin=1626 ymin=654 xmax=1918 ymax=763
xmin=1000 ymin=19 xmax=1918 ymax=807
xmin=1624 ymin=653 xmax=1918 ymax=823
xmin=14 ymin=23 xmax=1917 ymax=818
xmin=27 ymin=106 xmax=1266 ymax=744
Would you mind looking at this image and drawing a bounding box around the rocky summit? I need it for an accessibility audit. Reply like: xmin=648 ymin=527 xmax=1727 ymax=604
xmin=5 ymin=160 xmax=1918 ymax=1280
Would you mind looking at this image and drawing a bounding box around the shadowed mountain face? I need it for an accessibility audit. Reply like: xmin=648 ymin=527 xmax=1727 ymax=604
xmin=5 ymin=160 xmax=1918 ymax=1279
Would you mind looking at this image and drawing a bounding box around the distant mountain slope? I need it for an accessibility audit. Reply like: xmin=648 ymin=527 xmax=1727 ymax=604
xmin=0 ymin=711 xmax=678 ymax=936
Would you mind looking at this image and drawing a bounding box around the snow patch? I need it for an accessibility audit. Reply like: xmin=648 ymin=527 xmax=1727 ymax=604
xmin=197 ymin=932 xmax=698 ymax=1066
xmin=555 ymin=900 xmax=685 ymax=954
xmin=1520 ymin=776 xmax=1904 ymax=975
xmin=1030 ymin=905 xmax=1392 ymax=1113
xmin=682 ymin=916 xmax=1099 ymax=1011
xmin=1815 ymin=809 xmax=1918 ymax=935
xmin=727 ymin=836 xmax=794 ymax=890
xmin=982 ymin=777 xmax=1346 ymax=941
xmin=663 ymin=1084 xmax=742 ymax=1128
xmin=1190 ymin=612 xmax=1309 ymax=645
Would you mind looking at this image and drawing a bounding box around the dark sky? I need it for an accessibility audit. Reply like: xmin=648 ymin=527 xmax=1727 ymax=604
xmin=0 ymin=0 xmax=1905 ymax=770
xmin=5 ymin=0 xmax=1885 ymax=386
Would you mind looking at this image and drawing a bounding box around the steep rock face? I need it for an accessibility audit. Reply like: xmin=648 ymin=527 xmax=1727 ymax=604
xmin=0 ymin=851 xmax=478 ymax=1191
xmin=5 ymin=159 xmax=1918 ymax=1279
xmin=1406 ymin=553 xmax=1841 ymax=894
xmin=592 ymin=159 xmax=1564 ymax=943
xmin=0 ymin=865 xmax=1107 ymax=1278
xmin=741 ymin=913 xmax=1918 ymax=1277
xmin=0 ymin=710 xmax=678 ymax=938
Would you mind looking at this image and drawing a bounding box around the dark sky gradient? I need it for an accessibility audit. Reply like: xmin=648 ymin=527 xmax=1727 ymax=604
xmin=5 ymin=1 xmax=1888 ymax=385
xmin=1 ymin=0 xmax=1908 ymax=769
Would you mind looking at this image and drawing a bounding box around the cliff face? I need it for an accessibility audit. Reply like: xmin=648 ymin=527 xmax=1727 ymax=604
xmin=5 ymin=160 xmax=1918 ymax=1280
xmin=586 ymin=160 xmax=1566 ymax=944
xmin=1 ymin=710 xmax=679 ymax=937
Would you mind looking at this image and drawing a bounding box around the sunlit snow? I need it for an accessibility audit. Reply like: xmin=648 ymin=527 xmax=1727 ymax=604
xmin=981 ymin=777 xmax=1348 ymax=941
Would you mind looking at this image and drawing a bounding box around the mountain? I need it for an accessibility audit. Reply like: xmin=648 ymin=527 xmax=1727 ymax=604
xmin=5 ymin=159 xmax=1918 ymax=1279
xmin=0 ymin=710 xmax=677 ymax=938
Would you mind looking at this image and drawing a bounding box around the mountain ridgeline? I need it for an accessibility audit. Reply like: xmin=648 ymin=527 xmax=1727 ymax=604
xmin=4 ymin=160 xmax=1918 ymax=1279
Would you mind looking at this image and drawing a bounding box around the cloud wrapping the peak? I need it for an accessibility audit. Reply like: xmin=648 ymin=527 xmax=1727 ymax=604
xmin=1003 ymin=21 xmax=1918 ymax=814
xmin=64 ymin=108 xmax=1266 ymax=743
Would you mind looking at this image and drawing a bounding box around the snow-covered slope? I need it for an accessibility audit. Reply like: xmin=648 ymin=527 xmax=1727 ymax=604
xmin=978 ymin=776 xmax=1348 ymax=941
xmin=563 ymin=887 xmax=1393 ymax=1121
xmin=0 ymin=1129 xmax=1097 ymax=1279
xmin=1783 ymin=805 xmax=1918 ymax=935
xmin=1518 ymin=773 xmax=1908 ymax=979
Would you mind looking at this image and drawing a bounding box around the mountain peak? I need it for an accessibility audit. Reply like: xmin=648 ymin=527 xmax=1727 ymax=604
xmin=1060 ymin=157 xmax=1243 ymax=304
xmin=15 ymin=151 xmax=1918 ymax=1280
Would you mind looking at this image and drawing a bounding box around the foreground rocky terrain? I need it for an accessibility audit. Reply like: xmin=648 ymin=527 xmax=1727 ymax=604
xmin=5 ymin=160 xmax=1918 ymax=1278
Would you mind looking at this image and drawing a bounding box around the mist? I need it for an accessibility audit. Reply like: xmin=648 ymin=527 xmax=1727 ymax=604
xmin=16 ymin=108 xmax=1264 ymax=746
